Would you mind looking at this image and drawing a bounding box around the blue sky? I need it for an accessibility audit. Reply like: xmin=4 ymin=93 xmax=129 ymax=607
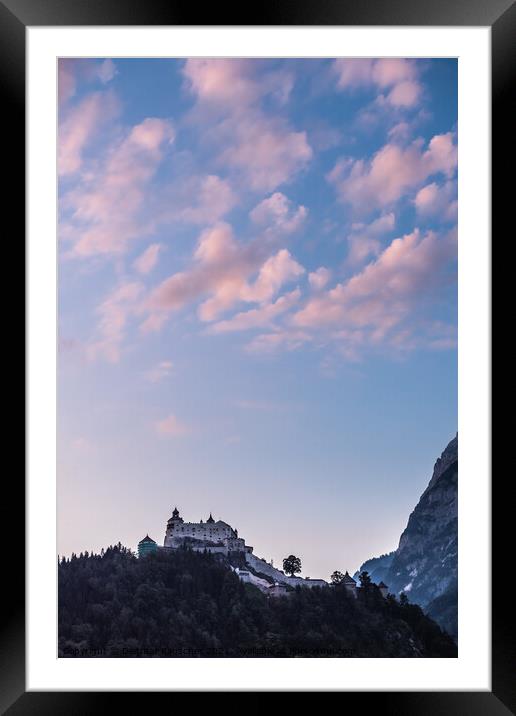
xmin=58 ymin=58 xmax=457 ymax=578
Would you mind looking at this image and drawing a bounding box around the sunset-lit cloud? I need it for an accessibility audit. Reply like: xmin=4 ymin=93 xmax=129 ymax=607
xmin=346 ymin=213 xmax=396 ymax=266
xmin=155 ymin=414 xmax=190 ymax=437
xmin=183 ymin=59 xmax=312 ymax=192
xmin=61 ymin=117 xmax=175 ymax=256
xmin=87 ymin=281 xmax=144 ymax=363
xmin=58 ymin=92 xmax=115 ymax=176
xmin=143 ymin=223 xmax=305 ymax=331
xmin=334 ymin=58 xmax=423 ymax=108
xmin=133 ymin=243 xmax=163 ymax=275
xmin=250 ymin=193 xmax=308 ymax=235
xmin=328 ymin=133 xmax=457 ymax=215
xmin=292 ymin=227 xmax=457 ymax=347
xmin=414 ymin=180 xmax=458 ymax=221
xmin=144 ymin=360 xmax=174 ymax=383
xmin=308 ymin=267 xmax=331 ymax=291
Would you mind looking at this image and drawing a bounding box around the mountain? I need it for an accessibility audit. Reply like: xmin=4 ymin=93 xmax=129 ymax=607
xmin=360 ymin=435 xmax=458 ymax=640
xmin=58 ymin=545 xmax=456 ymax=658
xmin=353 ymin=552 xmax=395 ymax=585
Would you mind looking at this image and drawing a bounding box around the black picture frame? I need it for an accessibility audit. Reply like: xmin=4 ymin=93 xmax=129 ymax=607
xmin=3 ymin=0 xmax=510 ymax=711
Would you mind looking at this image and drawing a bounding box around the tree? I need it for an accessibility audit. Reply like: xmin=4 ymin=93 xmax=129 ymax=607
xmin=331 ymin=571 xmax=345 ymax=585
xmin=359 ymin=571 xmax=372 ymax=589
xmin=283 ymin=555 xmax=302 ymax=578
xmin=399 ymin=592 xmax=409 ymax=606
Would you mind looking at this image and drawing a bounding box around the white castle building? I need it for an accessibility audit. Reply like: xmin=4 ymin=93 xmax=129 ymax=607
xmin=163 ymin=507 xmax=253 ymax=555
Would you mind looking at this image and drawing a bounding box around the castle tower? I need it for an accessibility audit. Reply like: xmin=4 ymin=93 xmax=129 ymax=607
xmin=164 ymin=507 xmax=184 ymax=547
xmin=207 ymin=513 xmax=215 ymax=523
xmin=138 ymin=535 xmax=157 ymax=558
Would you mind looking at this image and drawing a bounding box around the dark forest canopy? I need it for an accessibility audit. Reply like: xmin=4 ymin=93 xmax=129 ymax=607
xmin=58 ymin=545 xmax=457 ymax=658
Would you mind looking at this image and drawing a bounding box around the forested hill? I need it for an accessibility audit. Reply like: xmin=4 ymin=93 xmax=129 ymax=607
xmin=58 ymin=545 xmax=456 ymax=658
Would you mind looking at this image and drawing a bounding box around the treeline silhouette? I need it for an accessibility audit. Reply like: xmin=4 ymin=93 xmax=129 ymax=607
xmin=58 ymin=545 xmax=457 ymax=658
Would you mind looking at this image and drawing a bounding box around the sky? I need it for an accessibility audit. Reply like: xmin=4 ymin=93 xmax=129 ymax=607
xmin=58 ymin=57 xmax=457 ymax=579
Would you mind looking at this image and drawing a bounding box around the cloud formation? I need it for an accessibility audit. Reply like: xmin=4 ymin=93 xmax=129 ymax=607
xmin=328 ymin=133 xmax=457 ymax=215
xmin=414 ymin=180 xmax=458 ymax=221
xmin=292 ymin=227 xmax=457 ymax=352
xmin=58 ymin=92 xmax=116 ymax=176
xmin=133 ymin=243 xmax=163 ymax=275
xmin=145 ymin=360 xmax=174 ymax=382
xmin=308 ymin=267 xmax=331 ymax=291
xmin=61 ymin=117 xmax=175 ymax=256
xmin=143 ymin=223 xmax=305 ymax=331
xmin=155 ymin=414 xmax=190 ymax=437
xmin=183 ymin=59 xmax=312 ymax=192
xmin=334 ymin=58 xmax=422 ymax=108
xmin=346 ymin=213 xmax=395 ymax=266
xmin=60 ymin=59 xmax=457 ymax=369
xmin=250 ymin=192 xmax=307 ymax=234
xmin=87 ymin=281 xmax=144 ymax=363
xmin=210 ymin=289 xmax=301 ymax=334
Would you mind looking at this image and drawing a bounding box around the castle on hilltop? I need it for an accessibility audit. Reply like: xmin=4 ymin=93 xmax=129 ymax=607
xmin=163 ymin=507 xmax=253 ymax=555
xmin=138 ymin=508 xmax=366 ymax=593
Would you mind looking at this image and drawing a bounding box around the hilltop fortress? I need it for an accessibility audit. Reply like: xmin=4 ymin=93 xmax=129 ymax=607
xmin=139 ymin=507 xmax=329 ymax=591
xmin=163 ymin=507 xmax=251 ymax=554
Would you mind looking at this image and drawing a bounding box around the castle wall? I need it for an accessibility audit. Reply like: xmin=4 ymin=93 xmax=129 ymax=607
xmin=232 ymin=567 xmax=270 ymax=592
xmin=245 ymin=553 xmax=327 ymax=589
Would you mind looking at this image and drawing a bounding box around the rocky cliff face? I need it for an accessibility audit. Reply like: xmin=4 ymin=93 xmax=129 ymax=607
xmin=353 ymin=551 xmax=395 ymax=585
xmin=364 ymin=435 xmax=458 ymax=639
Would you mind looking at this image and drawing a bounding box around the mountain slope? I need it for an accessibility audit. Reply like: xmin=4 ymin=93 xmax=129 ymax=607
xmin=353 ymin=552 xmax=395 ymax=585
xmin=363 ymin=435 xmax=458 ymax=639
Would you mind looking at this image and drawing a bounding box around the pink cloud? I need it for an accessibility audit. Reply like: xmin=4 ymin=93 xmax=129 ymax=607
xmin=308 ymin=267 xmax=331 ymax=291
xmin=87 ymin=281 xmax=144 ymax=363
xmin=240 ymin=249 xmax=305 ymax=304
xmin=414 ymin=180 xmax=457 ymax=221
xmin=386 ymin=80 xmax=421 ymax=108
xmin=328 ymin=132 xmax=457 ymax=215
xmin=219 ymin=113 xmax=312 ymax=192
xmin=133 ymin=243 xmax=163 ymax=275
xmin=346 ymin=212 xmax=395 ymax=266
xmin=58 ymin=59 xmax=78 ymax=105
xmin=293 ymin=228 xmax=457 ymax=342
xmin=250 ymin=193 xmax=307 ymax=234
xmin=245 ymin=328 xmax=311 ymax=354
xmin=183 ymin=59 xmax=293 ymax=110
xmin=133 ymin=244 xmax=163 ymax=275
xmin=155 ymin=414 xmax=190 ymax=437
xmin=144 ymin=360 xmax=174 ymax=382
xmin=144 ymin=222 xmax=259 ymax=327
xmin=62 ymin=117 xmax=175 ymax=256
xmin=143 ymin=223 xmax=305 ymax=330
xmin=183 ymin=59 xmax=311 ymax=192
xmin=176 ymin=175 xmax=237 ymax=225
xmin=334 ymin=58 xmax=422 ymax=109
xmin=334 ymin=59 xmax=375 ymax=89
xmin=372 ymin=59 xmax=418 ymax=87
xmin=183 ymin=59 xmax=259 ymax=107
xmin=97 ymin=59 xmax=117 ymax=84
xmin=210 ymin=289 xmax=301 ymax=334
xmin=58 ymin=59 xmax=118 ymax=107
xmin=58 ymin=92 xmax=115 ymax=176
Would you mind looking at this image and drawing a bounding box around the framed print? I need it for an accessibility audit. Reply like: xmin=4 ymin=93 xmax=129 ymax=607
xmin=3 ymin=0 xmax=511 ymax=710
